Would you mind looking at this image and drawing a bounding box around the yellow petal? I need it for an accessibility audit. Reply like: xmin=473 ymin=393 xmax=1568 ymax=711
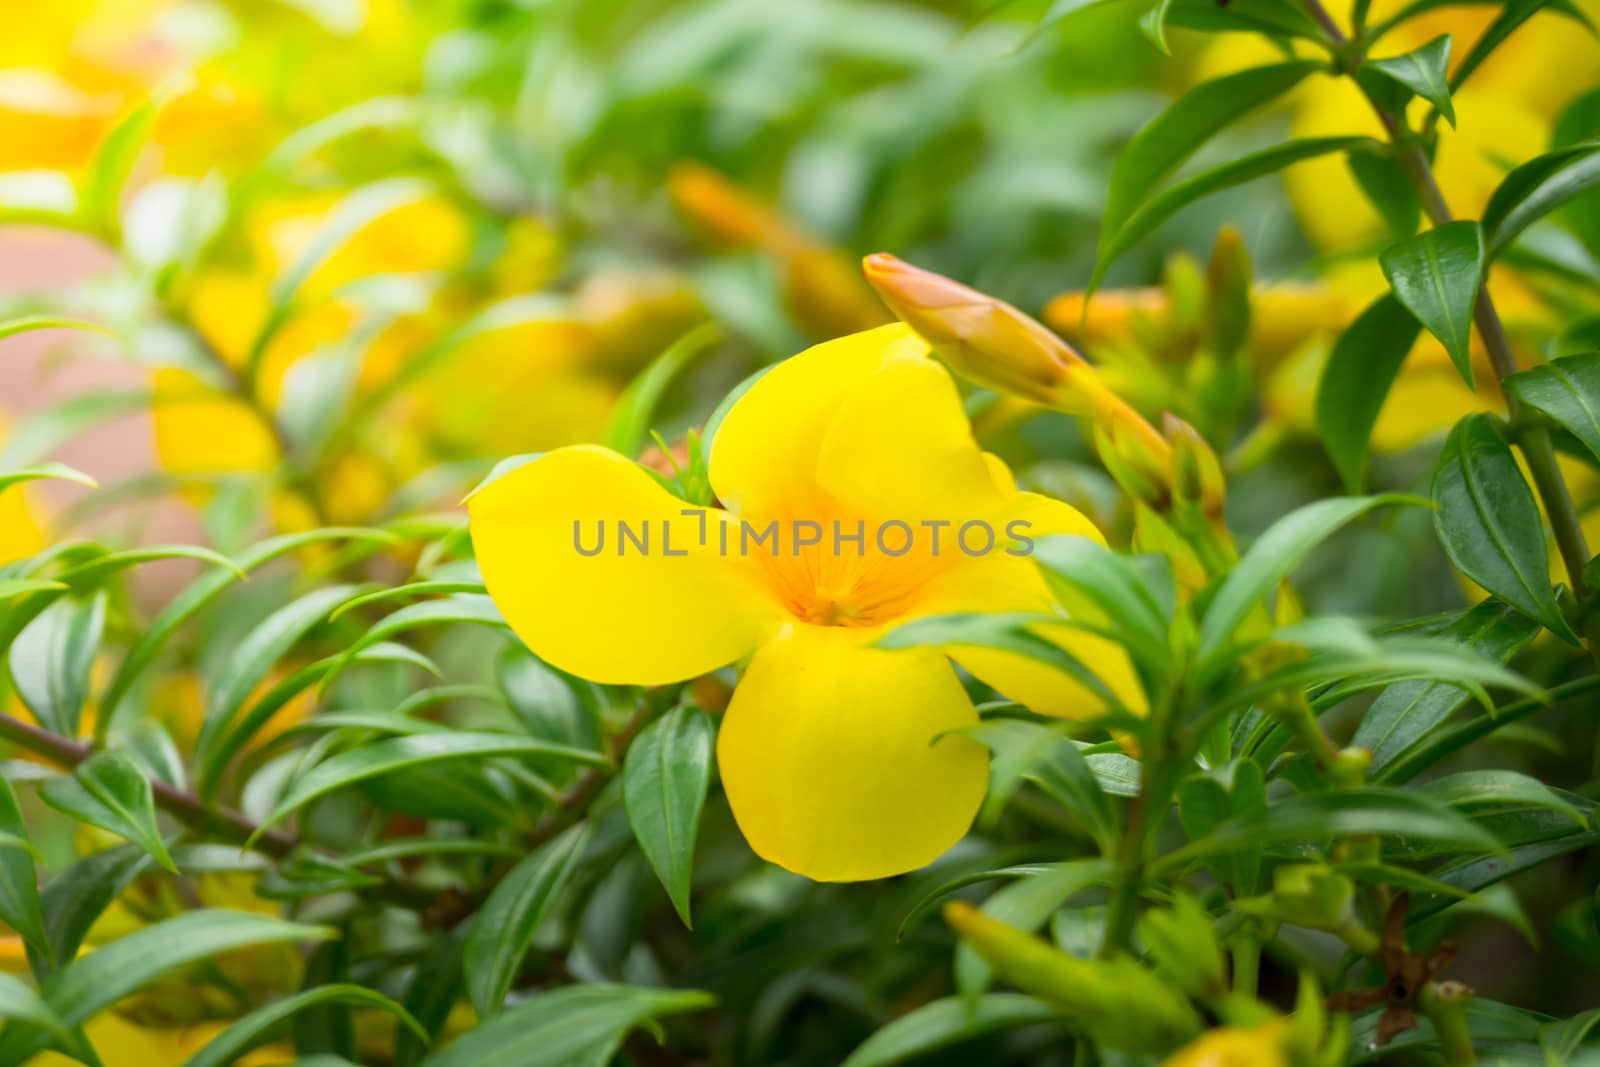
xmin=918 ymin=491 xmax=1147 ymax=719
xmin=709 ymin=323 xmax=930 ymax=520
xmin=717 ymin=623 xmax=987 ymax=881
xmin=468 ymin=445 xmax=781 ymax=685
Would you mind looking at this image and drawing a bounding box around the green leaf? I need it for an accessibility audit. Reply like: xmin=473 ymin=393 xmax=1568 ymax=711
xmin=1177 ymin=760 xmax=1267 ymax=894
xmin=840 ymin=994 xmax=1062 ymax=1067
xmin=1542 ymin=1008 xmax=1600 ymax=1064
xmin=327 ymin=581 xmax=486 ymax=621
xmin=1366 ymin=35 xmax=1455 ymax=125
xmin=1346 ymin=151 xmax=1422 ymax=240
xmin=1379 ymin=221 xmax=1485 ymax=386
xmin=1450 ymin=0 xmax=1587 ymax=95
xmin=622 ymin=705 xmax=714 ymax=928
xmin=418 ymin=984 xmax=714 ymax=1067
xmin=1431 ymin=414 xmax=1577 ymax=642
xmin=9 ymin=591 xmax=106 ymax=736
xmin=1163 ymin=0 xmax=1322 ymax=38
xmin=464 ymin=823 xmax=591 ymax=1019
xmin=54 ymin=544 xmax=244 ymax=592
xmin=602 ymin=323 xmax=721 ymax=458
xmin=1157 ymin=788 xmax=1503 ymax=874
xmin=97 ymin=528 xmax=398 ymax=732
xmin=1093 ymin=137 xmax=1377 ymax=294
xmin=1406 ymin=831 xmax=1600 ymax=927
xmin=257 ymin=733 xmax=610 ymax=835
xmin=40 ymin=750 xmax=177 ymax=873
xmin=1315 ymin=295 xmax=1424 ymax=491
xmin=27 ymin=845 xmax=152 ymax=979
xmin=0 ymin=316 xmax=115 ymax=345
xmin=0 ymin=579 xmax=67 ymax=601
xmin=183 ymin=984 xmax=429 ymax=1067
xmin=1353 ymin=599 xmax=1540 ymax=774
xmin=956 ymin=860 xmax=1112 ymax=997
xmin=319 ymin=595 xmax=508 ymax=695
xmin=0 ymin=910 xmax=334 ymax=1063
xmin=1138 ymin=0 xmax=1176 ymax=50
xmin=397 ymin=931 xmax=465 ymax=1067
xmin=193 ymin=584 xmax=365 ymax=765
xmin=1504 ymin=352 xmax=1600 ymax=464
xmin=1482 ymin=142 xmax=1600 ymax=257
xmin=0 ymin=779 xmax=50 ymax=964
xmin=1031 ymin=536 xmax=1173 ymax=685
xmin=0 ymin=974 xmax=72 ymax=1046
xmin=1197 ymin=495 xmax=1420 ymax=677
xmin=1417 ymin=769 xmax=1587 ymax=825
xmin=0 ymin=463 xmax=97 ymax=494
xmin=896 ymin=864 xmax=1058 ymax=943
xmin=81 ymin=101 xmax=155 ymax=235
xmin=197 ymin=642 xmax=439 ymax=797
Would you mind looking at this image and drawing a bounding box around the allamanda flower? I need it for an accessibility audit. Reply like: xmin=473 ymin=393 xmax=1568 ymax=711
xmin=469 ymin=323 xmax=1143 ymax=881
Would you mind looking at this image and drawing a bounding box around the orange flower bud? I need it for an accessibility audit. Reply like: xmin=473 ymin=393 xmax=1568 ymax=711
xmin=667 ymin=161 xmax=802 ymax=254
xmin=863 ymin=252 xmax=1108 ymax=411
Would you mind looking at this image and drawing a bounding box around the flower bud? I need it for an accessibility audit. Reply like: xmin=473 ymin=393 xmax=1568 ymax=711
xmin=667 ymin=162 xmax=800 ymax=253
xmin=944 ymin=901 xmax=1202 ymax=1055
xmin=1204 ymin=225 xmax=1253 ymax=359
xmin=1165 ymin=413 xmax=1226 ymax=520
xmin=863 ymin=253 xmax=1105 ymax=411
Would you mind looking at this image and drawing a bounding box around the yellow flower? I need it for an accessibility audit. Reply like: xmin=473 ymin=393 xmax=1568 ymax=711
xmin=469 ymin=324 xmax=1143 ymax=881
xmin=1161 ymin=1021 xmax=1291 ymax=1067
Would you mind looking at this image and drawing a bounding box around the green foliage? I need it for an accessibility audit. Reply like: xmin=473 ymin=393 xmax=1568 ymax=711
xmin=1379 ymin=221 xmax=1485 ymax=386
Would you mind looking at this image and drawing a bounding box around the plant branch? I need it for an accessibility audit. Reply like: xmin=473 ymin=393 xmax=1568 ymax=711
xmin=1303 ymin=0 xmax=1595 ymax=605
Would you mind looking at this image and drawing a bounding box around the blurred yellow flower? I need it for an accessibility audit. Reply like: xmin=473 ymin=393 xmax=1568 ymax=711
xmin=470 ymin=323 xmax=1143 ymax=881
xmin=1161 ymin=1020 xmax=1290 ymax=1067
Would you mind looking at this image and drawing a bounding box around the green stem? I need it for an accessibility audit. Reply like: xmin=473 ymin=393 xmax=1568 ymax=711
xmin=1421 ymin=981 xmax=1479 ymax=1067
xmin=1232 ymin=931 xmax=1260 ymax=997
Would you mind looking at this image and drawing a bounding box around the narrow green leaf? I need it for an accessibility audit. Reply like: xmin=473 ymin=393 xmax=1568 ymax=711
xmin=97 ymin=528 xmax=398 ymax=731
xmin=463 ymin=823 xmax=591 ymax=1019
xmin=1157 ymin=788 xmax=1503 ymax=874
xmin=27 ymin=845 xmax=152 ymax=980
xmin=1031 ymin=536 xmax=1173 ymax=684
xmin=1542 ymin=1008 xmax=1600 ymax=1064
xmin=1197 ymin=495 xmax=1421 ymax=677
xmin=1163 ymin=0 xmax=1322 ymax=38
xmin=81 ymin=101 xmax=155 ymax=235
xmin=1094 ymin=136 xmax=1377 ymax=294
xmin=193 ymin=584 xmax=364 ymax=764
xmin=0 ymin=463 xmax=97 ymax=494
xmin=1431 ymin=414 xmax=1577 ymax=642
xmin=0 ymin=974 xmax=72 ymax=1045
xmin=397 ymin=931 xmax=465 ymax=1067
xmin=955 ymin=860 xmax=1112 ymax=997
xmin=1450 ymin=0 xmax=1585 ymax=94
xmin=1139 ymin=0 xmax=1176 ymax=51
xmin=896 ymin=864 xmax=1057 ymax=943
xmin=1417 ymin=769 xmax=1587 ymax=825
xmin=9 ymin=591 xmax=106 ymax=736
xmin=0 ymin=910 xmax=334 ymax=1063
xmin=258 ymin=733 xmax=610 ymax=834
xmin=1482 ymin=142 xmax=1600 ymax=257
xmin=622 ymin=705 xmax=714 ymax=928
xmin=184 ymin=985 xmax=428 ymax=1067
xmin=418 ymin=984 xmax=714 ymax=1067
xmin=1366 ymin=35 xmax=1455 ymax=125
xmin=0 ymin=579 xmax=67 ymax=601
xmin=319 ymin=595 xmax=508 ymax=695
xmin=1315 ymin=295 xmax=1424 ymax=491
xmin=0 ymin=316 xmax=114 ymax=345
xmin=40 ymin=750 xmax=176 ymax=873
xmin=840 ymin=994 xmax=1062 ymax=1067
xmin=1346 ymin=151 xmax=1422 ymax=240
xmin=1379 ymin=220 xmax=1485 ymax=386
xmin=602 ymin=323 xmax=721 ymax=458
xmin=327 ymin=581 xmax=486 ymax=621
xmin=1504 ymin=352 xmax=1600 ymax=464
xmin=1354 ymin=599 xmax=1540 ymax=773
xmin=0 ymin=779 xmax=50 ymax=964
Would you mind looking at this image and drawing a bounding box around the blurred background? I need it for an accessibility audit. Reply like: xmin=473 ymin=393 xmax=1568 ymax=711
xmin=5 ymin=0 xmax=1600 ymax=1060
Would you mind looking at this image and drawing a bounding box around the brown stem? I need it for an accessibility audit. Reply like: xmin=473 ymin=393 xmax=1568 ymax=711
xmin=0 ymin=710 xmax=297 ymax=856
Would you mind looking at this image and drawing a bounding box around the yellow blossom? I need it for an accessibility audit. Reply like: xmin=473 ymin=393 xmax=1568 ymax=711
xmin=469 ymin=323 xmax=1143 ymax=881
xmin=1161 ymin=1021 xmax=1291 ymax=1067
